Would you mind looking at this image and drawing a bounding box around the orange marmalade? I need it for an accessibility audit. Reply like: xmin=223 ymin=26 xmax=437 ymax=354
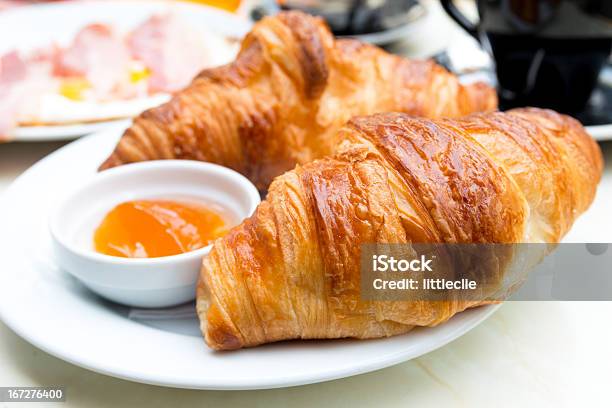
xmin=94 ymin=199 xmax=229 ymax=258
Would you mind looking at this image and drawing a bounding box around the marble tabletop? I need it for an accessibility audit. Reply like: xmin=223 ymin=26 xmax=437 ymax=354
xmin=1 ymin=1 xmax=612 ymax=407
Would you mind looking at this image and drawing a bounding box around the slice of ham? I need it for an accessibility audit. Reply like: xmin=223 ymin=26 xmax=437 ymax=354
xmin=127 ymin=14 xmax=216 ymax=93
xmin=54 ymin=23 xmax=133 ymax=100
xmin=0 ymin=1 xmax=29 ymax=11
xmin=0 ymin=51 xmax=28 ymax=139
xmin=0 ymin=50 xmax=27 ymax=84
xmin=0 ymin=50 xmax=58 ymax=140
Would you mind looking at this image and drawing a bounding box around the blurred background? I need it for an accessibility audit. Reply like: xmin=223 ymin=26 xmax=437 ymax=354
xmin=2 ymin=0 xmax=611 ymax=208
xmin=1 ymin=0 xmax=612 ymax=145
xmin=1 ymin=1 xmax=611 ymax=193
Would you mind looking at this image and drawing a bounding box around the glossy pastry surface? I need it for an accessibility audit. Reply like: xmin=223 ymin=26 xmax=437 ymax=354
xmin=197 ymin=108 xmax=603 ymax=350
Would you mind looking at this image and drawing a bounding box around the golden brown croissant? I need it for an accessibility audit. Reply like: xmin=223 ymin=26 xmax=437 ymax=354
xmin=196 ymin=108 xmax=603 ymax=350
xmin=99 ymin=11 xmax=496 ymax=190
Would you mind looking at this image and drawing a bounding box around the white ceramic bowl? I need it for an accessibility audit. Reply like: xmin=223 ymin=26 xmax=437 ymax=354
xmin=49 ymin=160 xmax=260 ymax=308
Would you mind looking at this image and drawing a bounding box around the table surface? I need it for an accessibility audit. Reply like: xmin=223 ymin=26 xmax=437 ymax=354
xmin=2 ymin=1 xmax=612 ymax=407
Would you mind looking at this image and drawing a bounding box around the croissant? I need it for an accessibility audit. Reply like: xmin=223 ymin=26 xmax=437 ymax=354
xmin=196 ymin=108 xmax=603 ymax=350
xmin=99 ymin=11 xmax=496 ymax=190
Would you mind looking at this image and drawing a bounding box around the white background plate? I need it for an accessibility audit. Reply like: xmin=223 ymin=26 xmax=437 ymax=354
xmin=0 ymin=126 xmax=502 ymax=390
xmin=586 ymin=124 xmax=612 ymax=142
xmin=0 ymin=0 xmax=250 ymax=142
xmin=11 ymin=119 xmax=132 ymax=142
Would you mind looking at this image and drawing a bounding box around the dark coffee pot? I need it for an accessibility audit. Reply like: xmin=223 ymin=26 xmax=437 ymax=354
xmin=440 ymin=0 xmax=612 ymax=114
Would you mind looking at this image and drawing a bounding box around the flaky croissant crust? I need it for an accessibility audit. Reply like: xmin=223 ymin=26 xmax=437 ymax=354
xmin=197 ymin=108 xmax=603 ymax=350
xmin=100 ymin=11 xmax=496 ymax=190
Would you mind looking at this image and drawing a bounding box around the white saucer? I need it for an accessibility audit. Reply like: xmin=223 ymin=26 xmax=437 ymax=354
xmin=0 ymin=126 xmax=500 ymax=390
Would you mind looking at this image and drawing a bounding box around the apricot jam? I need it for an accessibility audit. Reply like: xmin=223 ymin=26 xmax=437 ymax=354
xmin=93 ymin=199 xmax=229 ymax=258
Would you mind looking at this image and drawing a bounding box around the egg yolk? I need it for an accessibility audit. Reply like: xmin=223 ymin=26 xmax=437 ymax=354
xmin=129 ymin=66 xmax=151 ymax=83
xmin=59 ymin=78 xmax=91 ymax=101
xmin=94 ymin=200 xmax=229 ymax=258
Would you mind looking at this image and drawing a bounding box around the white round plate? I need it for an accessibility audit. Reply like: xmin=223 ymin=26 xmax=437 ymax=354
xmin=0 ymin=0 xmax=250 ymax=142
xmin=587 ymin=125 xmax=612 ymax=142
xmin=337 ymin=4 xmax=427 ymax=45
xmin=0 ymin=126 xmax=501 ymax=389
xmin=10 ymin=119 xmax=133 ymax=142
